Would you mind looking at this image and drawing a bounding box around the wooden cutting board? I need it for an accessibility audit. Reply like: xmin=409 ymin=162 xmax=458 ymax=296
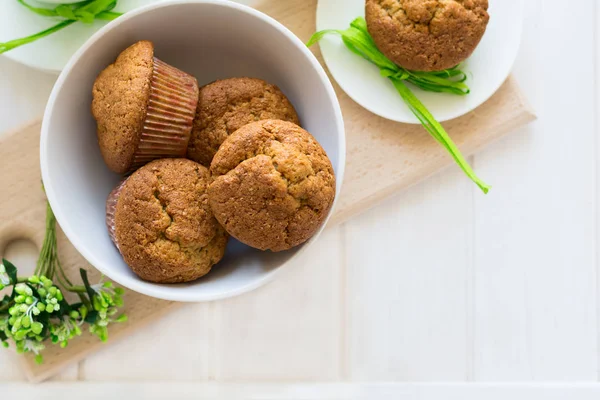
xmin=0 ymin=0 xmax=535 ymax=383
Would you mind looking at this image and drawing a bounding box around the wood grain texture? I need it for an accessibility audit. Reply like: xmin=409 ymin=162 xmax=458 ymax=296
xmin=0 ymin=0 xmax=533 ymax=383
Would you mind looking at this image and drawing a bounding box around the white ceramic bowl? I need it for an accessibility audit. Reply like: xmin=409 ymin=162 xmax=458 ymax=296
xmin=40 ymin=0 xmax=345 ymax=302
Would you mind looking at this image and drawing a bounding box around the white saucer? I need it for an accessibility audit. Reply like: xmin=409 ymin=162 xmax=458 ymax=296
xmin=0 ymin=0 xmax=165 ymax=74
xmin=315 ymin=0 xmax=524 ymax=123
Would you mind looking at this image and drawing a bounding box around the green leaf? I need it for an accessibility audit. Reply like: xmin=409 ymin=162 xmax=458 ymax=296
xmin=78 ymin=0 xmax=118 ymax=16
xmin=79 ymin=269 xmax=97 ymax=302
xmin=307 ymin=29 xmax=339 ymax=47
xmin=76 ymin=11 xmax=95 ymax=24
xmin=2 ymin=259 xmax=17 ymax=285
xmin=16 ymin=0 xmax=59 ymax=17
xmin=25 ymin=282 xmax=42 ymax=300
xmin=0 ymin=294 xmax=11 ymax=309
xmin=36 ymin=311 xmax=50 ymax=337
xmin=95 ymin=11 xmax=122 ymax=21
xmin=349 ymin=16 xmax=368 ymax=31
xmin=84 ymin=310 xmax=98 ymax=324
xmin=0 ymin=19 xmax=76 ymax=54
xmin=55 ymin=4 xmax=77 ymax=19
xmin=58 ymin=298 xmax=73 ymax=315
xmin=391 ymin=79 xmax=490 ymax=193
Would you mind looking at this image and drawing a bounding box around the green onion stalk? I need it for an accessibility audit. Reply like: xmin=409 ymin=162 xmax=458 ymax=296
xmin=0 ymin=0 xmax=123 ymax=54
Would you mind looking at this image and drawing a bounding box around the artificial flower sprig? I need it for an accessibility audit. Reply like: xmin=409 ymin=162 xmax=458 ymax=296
xmin=0 ymin=201 xmax=126 ymax=364
xmin=308 ymin=17 xmax=490 ymax=194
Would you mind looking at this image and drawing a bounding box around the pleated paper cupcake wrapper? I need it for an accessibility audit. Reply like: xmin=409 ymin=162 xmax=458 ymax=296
xmin=129 ymin=57 xmax=199 ymax=172
xmin=106 ymin=179 xmax=127 ymax=250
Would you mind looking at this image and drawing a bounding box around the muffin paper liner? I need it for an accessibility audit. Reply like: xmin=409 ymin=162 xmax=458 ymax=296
xmin=106 ymin=179 xmax=127 ymax=250
xmin=130 ymin=57 xmax=199 ymax=171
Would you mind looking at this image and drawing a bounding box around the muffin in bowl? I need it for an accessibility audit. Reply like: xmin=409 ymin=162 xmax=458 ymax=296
xmin=209 ymin=119 xmax=336 ymax=252
xmin=106 ymin=158 xmax=228 ymax=283
xmin=187 ymin=77 xmax=299 ymax=166
xmin=365 ymin=0 xmax=490 ymax=71
xmin=92 ymin=40 xmax=199 ymax=173
xmin=41 ymin=0 xmax=345 ymax=301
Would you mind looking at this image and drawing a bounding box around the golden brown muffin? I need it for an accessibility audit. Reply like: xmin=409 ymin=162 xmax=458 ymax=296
xmin=365 ymin=0 xmax=489 ymax=71
xmin=92 ymin=41 xmax=199 ymax=173
xmin=111 ymin=158 xmax=228 ymax=283
xmin=187 ymin=77 xmax=299 ymax=166
xmin=208 ymin=120 xmax=335 ymax=252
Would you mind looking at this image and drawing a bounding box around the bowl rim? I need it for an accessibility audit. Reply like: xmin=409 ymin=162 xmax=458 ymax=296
xmin=40 ymin=0 xmax=346 ymax=302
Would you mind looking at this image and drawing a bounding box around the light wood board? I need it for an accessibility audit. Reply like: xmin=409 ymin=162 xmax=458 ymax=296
xmin=0 ymin=0 xmax=535 ymax=383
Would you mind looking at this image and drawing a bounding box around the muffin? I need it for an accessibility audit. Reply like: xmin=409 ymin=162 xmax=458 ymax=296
xmin=365 ymin=0 xmax=490 ymax=71
xmin=105 ymin=179 xmax=126 ymax=249
xmin=187 ymin=77 xmax=299 ymax=166
xmin=92 ymin=41 xmax=199 ymax=174
xmin=106 ymin=158 xmax=228 ymax=283
xmin=208 ymin=120 xmax=335 ymax=252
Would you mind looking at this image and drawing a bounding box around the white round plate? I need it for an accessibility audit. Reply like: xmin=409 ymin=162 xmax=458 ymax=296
xmin=316 ymin=0 xmax=524 ymax=123
xmin=0 ymin=0 xmax=165 ymax=73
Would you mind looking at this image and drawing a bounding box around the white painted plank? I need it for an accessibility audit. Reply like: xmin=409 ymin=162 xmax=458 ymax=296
xmin=4 ymin=383 xmax=600 ymax=400
xmin=213 ymin=226 xmax=343 ymax=381
xmin=0 ymin=57 xmax=55 ymax=136
xmin=597 ymin=0 xmax=600 ymax=383
xmin=472 ymin=0 xmax=598 ymax=380
xmin=0 ymin=353 xmax=26 ymax=381
xmin=81 ymin=304 xmax=211 ymax=381
xmin=48 ymin=364 xmax=79 ymax=382
xmin=344 ymin=166 xmax=473 ymax=381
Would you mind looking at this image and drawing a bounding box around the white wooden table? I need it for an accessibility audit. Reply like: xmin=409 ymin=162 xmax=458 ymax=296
xmin=2 ymin=0 xmax=600 ymax=398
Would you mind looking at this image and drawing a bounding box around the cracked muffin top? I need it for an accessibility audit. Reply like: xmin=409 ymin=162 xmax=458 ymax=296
xmin=208 ymin=120 xmax=335 ymax=252
xmin=113 ymin=158 xmax=228 ymax=283
xmin=187 ymin=77 xmax=300 ymax=166
xmin=92 ymin=41 xmax=154 ymax=173
xmin=366 ymin=0 xmax=489 ymax=71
